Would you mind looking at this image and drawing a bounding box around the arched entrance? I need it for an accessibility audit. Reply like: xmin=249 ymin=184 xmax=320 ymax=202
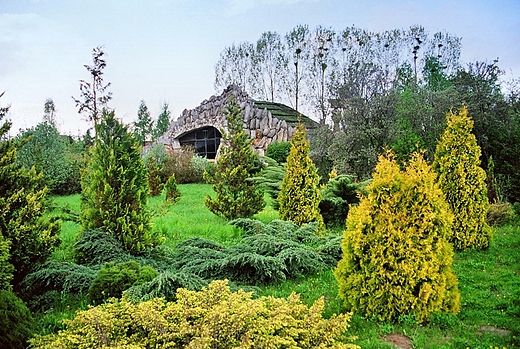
xmin=178 ymin=126 xmax=221 ymax=159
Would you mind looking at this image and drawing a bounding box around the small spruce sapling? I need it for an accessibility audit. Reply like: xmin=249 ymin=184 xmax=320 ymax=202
xmin=204 ymin=97 xmax=265 ymax=219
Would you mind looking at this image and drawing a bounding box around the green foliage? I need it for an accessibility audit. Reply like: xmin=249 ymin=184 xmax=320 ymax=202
xmin=319 ymin=175 xmax=366 ymax=228
xmin=153 ymin=102 xmax=171 ymax=140
xmin=0 ymin=290 xmax=35 ymax=349
xmin=173 ymin=219 xmax=339 ymax=285
xmin=433 ymin=106 xmax=493 ymax=250
xmin=30 ymin=279 xmax=358 ymax=349
xmin=265 ymin=140 xmax=291 ymax=163
xmin=486 ymin=155 xmax=500 ymax=203
xmin=89 ymin=261 xmax=157 ymax=304
xmin=0 ymin=101 xmax=61 ymax=287
xmin=124 ymin=270 xmax=207 ymax=302
xmin=145 ymin=153 xmax=163 ymax=196
xmin=161 ymin=146 xmax=207 ymax=184
xmin=486 ymin=202 xmax=516 ymax=227
xmin=80 ymin=110 xmax=160 ymax=254
xmin=164 ymin=173 xmax=181 ymax=202
xmin=16 ymin=122 xmax=79 ymax=195
xmin=252 ymin=156 xmax=285 ymax=210
xmin=278 ymin=123 xmax=324 ymax=228
xmin=20 ymin=261 xmax=97 ymax=301
xmin=133 ymin=100 xmax=153 ymax=146
xmin=74 ymin=229 xmax=131 ymax=266
xmin=204 ymin=98 xmax=265 ymax=219
xmin=335 ymin=152 xmax=460 ymax=322
xmin=0 ymin=234 xmax=13 ymax=290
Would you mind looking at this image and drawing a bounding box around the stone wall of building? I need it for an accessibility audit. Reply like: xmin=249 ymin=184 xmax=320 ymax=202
xmin=156 ymin=85 xmax=295 ymax=156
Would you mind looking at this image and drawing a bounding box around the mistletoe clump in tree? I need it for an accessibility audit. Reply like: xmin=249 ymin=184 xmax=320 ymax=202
xmin=433 ymin=106 xmax=492 ymax=250
xmin=204 ymin=98 xmax=265 ymax=220
xmin=80 ymin=110 xmax=161 ymax=254
xmin=0 ymin=94 xmax=61 ymax=288
xmin=334 ymin=151 xmax=460 ymax=322
xmin=278 ymin=123 xmax=324 ymax=228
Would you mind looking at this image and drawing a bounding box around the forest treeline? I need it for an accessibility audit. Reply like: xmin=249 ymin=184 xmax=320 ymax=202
xmin=215 ymin=24 xmax=520 ymax=203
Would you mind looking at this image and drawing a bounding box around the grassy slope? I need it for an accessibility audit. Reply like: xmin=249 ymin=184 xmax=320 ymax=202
xmin=46 ymin=184 xmax=520 ymax=348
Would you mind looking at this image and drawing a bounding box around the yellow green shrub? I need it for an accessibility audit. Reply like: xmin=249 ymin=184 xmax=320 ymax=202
xmin=334 ymin=152 xmax=460 ymax=322
xmin=433 ymin=106 xmax=492 ymax=250
xmin=29 ymin=280 xmax=359 ymax=349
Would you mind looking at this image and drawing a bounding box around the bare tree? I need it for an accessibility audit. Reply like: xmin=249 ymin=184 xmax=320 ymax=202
xmin=72 ymin=46 xmax=112 ymax=133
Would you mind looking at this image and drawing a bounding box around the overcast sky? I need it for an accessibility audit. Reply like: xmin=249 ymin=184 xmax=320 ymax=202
xmin=2 ymin=0 xmax=519 ymax=136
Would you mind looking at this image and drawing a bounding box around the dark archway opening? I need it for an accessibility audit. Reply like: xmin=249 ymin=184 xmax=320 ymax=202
xmin=178 ymin=126 xmax=221 ymax=159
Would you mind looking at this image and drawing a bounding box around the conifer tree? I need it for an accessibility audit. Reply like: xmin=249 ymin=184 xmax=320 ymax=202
xmin=80 ymin=110 xmax=160 ymax=254
xmin=433 ymin=106 xmax=492 ymax=250
xmin=278 ymin=123 xmax=324 ymax=227
xmin=153 ymin=102 xmax=171 ymax=140
xmin=0 ymin=95 xmax=61 ymax=287
xmin=334 ymin=152 xmax=460 ymax=322
xmin=134 ymin=100 xmax=153 ymax=146
xmin=204 ymin=98 xmax=265 ymax=220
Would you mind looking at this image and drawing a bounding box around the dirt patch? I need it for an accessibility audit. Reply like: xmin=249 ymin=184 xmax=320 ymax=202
xmin=478 ymin=325 xmax=511 ymax=336
xmin=382 ymin=333 xmax=414 ymax=349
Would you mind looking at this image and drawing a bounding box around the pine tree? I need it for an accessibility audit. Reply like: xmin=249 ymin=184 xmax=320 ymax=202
xmin=0 ymin=94 xmax=61 ymax=287
xmin=334 ymin=152 xmax=460 ymax=322
xmin=204 ymin=98 xmax=265 ymax=220
xmin=433 ymin=106 xmax=492 ymax=250
xmin=278 ymin=123 xmax=323 ymax=228
xmin=80 ymin=110 xmax=160 ymax=254
xmin=153 ymin=102 xmax=171 ymax=140
xmin=134 ymin=100 xmax=153 ymax=146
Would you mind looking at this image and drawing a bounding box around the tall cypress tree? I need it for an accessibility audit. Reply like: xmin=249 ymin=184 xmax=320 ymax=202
xmin=0 ymin=95 xmax=61 ymax=287
xmin=81 ymin=110 xmax=160 ymax=254
xmin=433 ymin=106 xmax=492 ymax=250
xmin=204 ymin=98 xmax=265 ymax=220
xmin=278 ymin=123 xmax=323 ymax=228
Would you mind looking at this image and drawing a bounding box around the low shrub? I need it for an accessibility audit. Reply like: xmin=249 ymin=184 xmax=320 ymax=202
xmin=0 ymin=289 xmax=35 ymax=349
xmin=253 ymin=156 xmax=285 ymax=210
xmin=164 ymin=173 xmax=181 ymax=202
xmin=161 ymin=146 xmax=207 ymax=184
xmin=88 ymin=261 xmax=157 ymax=304
xmin=124 ymin=270 xmax=208 ymax=302
xmin=74 ymin=229 xmax=132 ymax=266
xmin=19 ymin=261 xmax=97 ymax=303
xmin=29 ymin=280 xmax=359 ymax=349
xmin=172 ymin=219 xmax=341 ymax=285
xmin=145 ymin=154 xmax=164 ymax=196
xmin=319 ymin=175 xmax=366 ymax=228
xmin=486 ymin=202 xmax=516 ymax=226
xmin=265 ymin=141 xmax=291 ymax=164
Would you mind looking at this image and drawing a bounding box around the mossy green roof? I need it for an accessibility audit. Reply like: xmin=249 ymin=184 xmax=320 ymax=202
xmin=253 ymin=101 xmax=319 ymax=129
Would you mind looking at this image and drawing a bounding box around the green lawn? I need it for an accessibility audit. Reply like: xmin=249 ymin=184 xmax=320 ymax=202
xmin=44 ymin=184 xmax=520 ymax=348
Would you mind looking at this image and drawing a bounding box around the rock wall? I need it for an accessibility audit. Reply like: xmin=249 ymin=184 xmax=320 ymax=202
xmin=157 ymin=85 xmax=295 ymax=156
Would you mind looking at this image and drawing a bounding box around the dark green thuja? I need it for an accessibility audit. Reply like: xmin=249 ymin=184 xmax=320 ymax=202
xmin=278 ymin=123 xmax=324 ymax=228
xmin=334 ymin=151 xmax=460 ymax=322
xmin=80 ymin=110 xmax=162 ymax=254
xmin=204 ymin=98 xmax=265 ymax=220
xmin=433 ymin=106 xmax=492 ymax=250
